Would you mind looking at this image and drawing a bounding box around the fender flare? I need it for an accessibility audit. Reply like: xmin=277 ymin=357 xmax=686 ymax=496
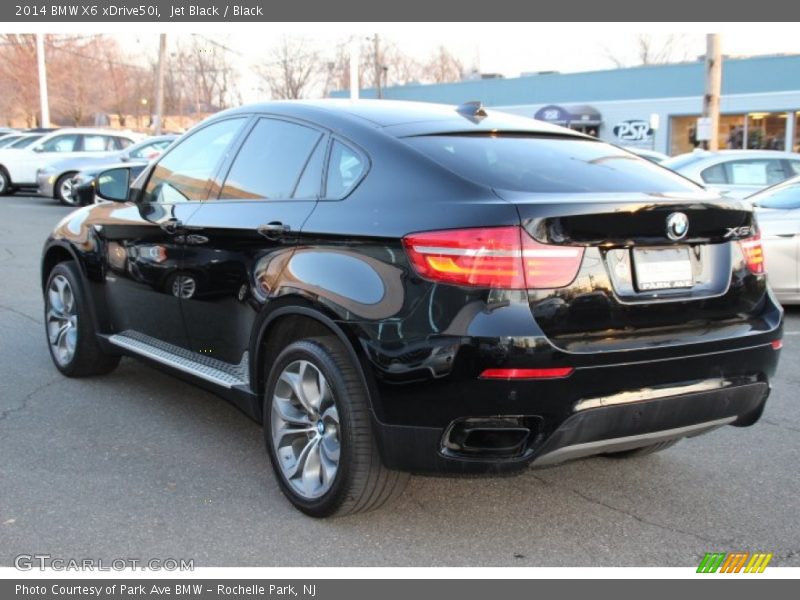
xmin=41 ymin=239 xmax=107 ymax=334
xmin=249 ymin=298 xmax=380 ymax=421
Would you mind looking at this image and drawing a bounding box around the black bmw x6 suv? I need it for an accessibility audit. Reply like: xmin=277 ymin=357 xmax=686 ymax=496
xmin=42 ymin=100 xmax=783 ymax=517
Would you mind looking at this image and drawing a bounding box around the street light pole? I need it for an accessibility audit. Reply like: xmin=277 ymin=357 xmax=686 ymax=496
xmin=153 ymin=33 xmax=167 ymax=135
xmin=35 ymin=33 xmax=50 ymax=128
xmin=702 ymin=33 xmax=722 ymax=151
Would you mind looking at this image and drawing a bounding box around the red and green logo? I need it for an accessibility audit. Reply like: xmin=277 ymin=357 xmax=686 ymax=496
xmin=697 ymin=552 xmax=773 ymax=573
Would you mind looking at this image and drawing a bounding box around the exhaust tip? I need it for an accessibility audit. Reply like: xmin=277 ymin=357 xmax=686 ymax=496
xmin=442 ymin=416 xmax=542 ymax=459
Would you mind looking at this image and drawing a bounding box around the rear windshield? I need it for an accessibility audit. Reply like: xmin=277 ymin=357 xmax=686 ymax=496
xmin=752 ymin=181 xmax=800 ymax=209
xmin=405 ymin=134 xmax=700 ymax=193
xmin=661 ymin=153 xmax=708 ymax=171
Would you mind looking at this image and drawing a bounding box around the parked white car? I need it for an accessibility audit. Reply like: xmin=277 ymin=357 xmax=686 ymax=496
xmin=623 ymin=147 xmax=669 ymax=164
xmin=662 ymin=150 xmax=800 ymax=199
xmin=0 ymin=128 xmax=140 ymax=195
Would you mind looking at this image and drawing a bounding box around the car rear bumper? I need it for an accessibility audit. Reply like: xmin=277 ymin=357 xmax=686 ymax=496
xmin=371 ymin=340 xmax=779 ymax=475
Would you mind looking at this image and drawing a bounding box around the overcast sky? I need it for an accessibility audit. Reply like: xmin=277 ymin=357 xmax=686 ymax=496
xmin=113 ymin=25 xmax=800 ymax=102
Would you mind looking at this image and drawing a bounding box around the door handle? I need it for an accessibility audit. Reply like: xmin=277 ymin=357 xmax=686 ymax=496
xmin=257 ymin=222 xmax=290 ymax=239
xmin=159 ymin=218 xmax=183 ymax=234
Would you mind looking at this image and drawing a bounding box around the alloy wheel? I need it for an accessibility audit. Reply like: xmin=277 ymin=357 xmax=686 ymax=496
xmin=60 ymin=178 xmax=77 ymax=205
xmin=270 ymin=359 xmax=341 ymax=499
xmin=46 ymin=274 xmax=78 ymax=366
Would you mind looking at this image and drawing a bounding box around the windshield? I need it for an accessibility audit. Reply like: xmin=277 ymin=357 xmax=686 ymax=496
xmin=10 ymin=135 xmax=43 ymax=149
xmin=405 ymin=134 xmax=700 ymax=194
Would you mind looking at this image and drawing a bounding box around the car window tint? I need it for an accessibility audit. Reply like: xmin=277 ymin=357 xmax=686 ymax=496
xmin=700 ymin=163 xmax=727 ymax=184
xmin=405 ymin=135 xmax=698 ymax=194
xmin=116 ymin=137 xmax=133 ymax=149
xmin=754 ymin=184 xmax=800 ymax=209
xmin=292 ymin=139 xmax=326 ymax=200
xmin=788 ymin=161 xmax=800 ymax=176
xmin=325 ymin=140 xmax=366 ymax=198
xmin=219 ymin=119 xmax=322 ymax=200
xmin=725 ymin=159 xmax=785 ymax=186
xmin=144 ymin=118 xmax=246 ymax=203
xmin=40 ymin=134 xmax=79 ymax=152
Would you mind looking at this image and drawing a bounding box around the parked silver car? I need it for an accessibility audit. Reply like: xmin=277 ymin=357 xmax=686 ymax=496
xmin=37 ymin=134 xmax=176 ymax=206
xmin=752 ymin=176 xmax=800 ymax=305
xmin=663 ymin=150 xmax=800 ymax=199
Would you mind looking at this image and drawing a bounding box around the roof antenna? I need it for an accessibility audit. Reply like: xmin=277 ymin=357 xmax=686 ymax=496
xmin=456 ymin=101 xmax=488 ymax=122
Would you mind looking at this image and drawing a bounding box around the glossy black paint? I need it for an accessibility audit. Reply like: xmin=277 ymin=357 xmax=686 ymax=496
xmin=42 ymin=100 xmax=783 ymax=474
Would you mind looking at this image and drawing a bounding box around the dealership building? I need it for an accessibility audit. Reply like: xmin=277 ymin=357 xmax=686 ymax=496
xmin=334 ymin=54 xmax=800 ymax=156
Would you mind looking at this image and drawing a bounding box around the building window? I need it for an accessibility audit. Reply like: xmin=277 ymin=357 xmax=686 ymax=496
xmin=670 ymin=112 xmax=793 ymax=155
xmin=746 ymin=112 xmax=788 ymax=150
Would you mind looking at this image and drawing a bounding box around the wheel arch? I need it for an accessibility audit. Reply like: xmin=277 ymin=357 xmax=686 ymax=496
xmin=250 ymin=297 xmax=380 ymax=424
xmin=41 ymin=240 xmax=108 ymax=335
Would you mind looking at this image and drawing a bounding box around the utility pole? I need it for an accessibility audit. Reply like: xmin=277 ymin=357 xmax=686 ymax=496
xmin=702 ymin=33 xmax=722 ymax=151
xmin=373 ymin=34 xmax=382 ymax=99
xmin=153 ymin=33 xmax=167 ymax=135
xmin=35 ymin=33 xmax=50 ymax=128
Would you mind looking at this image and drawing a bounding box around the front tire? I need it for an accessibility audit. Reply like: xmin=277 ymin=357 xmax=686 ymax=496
xmin=44 ymin=262 xmax=120 ymax=377
xmin=0 ymin=167 xmax=12 ymax=195
xmin=55 ymin=172 xmax=79 ymax=206
xmin=264 ymin=336 xmax=408 ymax=517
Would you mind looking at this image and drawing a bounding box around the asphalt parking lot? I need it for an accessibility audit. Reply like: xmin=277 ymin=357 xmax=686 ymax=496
xmin=1 ymin=193 xmax=798 ymax=568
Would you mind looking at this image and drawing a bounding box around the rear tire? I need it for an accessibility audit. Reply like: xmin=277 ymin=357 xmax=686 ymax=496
xmin=264 ymin=336 xmax=408 ymax=517
xmin=55 ymin=172 xmax=79 ymax=206
xmin=44 ymin=261 xmax=121 ymax=377
xmin=604 ymin=439 xmax=679 ymax=458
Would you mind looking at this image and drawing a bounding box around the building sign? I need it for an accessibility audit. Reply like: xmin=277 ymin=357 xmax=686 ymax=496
xmin=613 ymin=120 xmax=654 ymax=142
xmin=696 ymin=117 xmax=713 ymax=141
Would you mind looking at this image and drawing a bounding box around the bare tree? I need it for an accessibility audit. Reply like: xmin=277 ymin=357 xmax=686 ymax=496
xmin=605 ymin=34 xmax=690 ymax=68
xmin=175 ymin=35 xmax=238 ymax=112
xmin=422 ymin=45 xmax=463 ymax=83
xmin=257 ymin=37 xmax=319 ymax=100
xmin=47 ymin=35 xmax=107 ymax=126
xmin=0 ymin=34 xmax=40 ymax=126
xmin=381 ymin=40 xmax=423 ymax=87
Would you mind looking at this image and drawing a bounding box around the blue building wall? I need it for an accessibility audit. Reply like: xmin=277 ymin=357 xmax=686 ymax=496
xmin=331 ymin=55 xmax=800 ymax=106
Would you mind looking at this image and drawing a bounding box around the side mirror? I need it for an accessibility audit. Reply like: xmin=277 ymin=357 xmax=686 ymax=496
xmin=95 ymin=167 xmax=131 ymax=203
xmin=32 ymin=146 xmax=43 ymax=153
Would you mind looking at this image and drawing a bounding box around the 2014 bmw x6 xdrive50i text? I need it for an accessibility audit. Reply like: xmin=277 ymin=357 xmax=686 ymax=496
xmin=41 ymin=100 xmax=783 ymax=517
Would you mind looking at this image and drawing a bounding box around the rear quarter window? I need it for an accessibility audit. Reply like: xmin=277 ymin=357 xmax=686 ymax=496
xmin=404 ymin=135 xmax=700 ymax=193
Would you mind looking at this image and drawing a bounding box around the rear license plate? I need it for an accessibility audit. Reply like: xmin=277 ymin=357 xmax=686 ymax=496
xmin=633 ymin=247 xmax=693 ymax=291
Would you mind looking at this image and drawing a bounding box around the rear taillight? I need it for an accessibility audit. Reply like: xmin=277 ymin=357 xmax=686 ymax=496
xmin=402 ymin=226 xmax=583 ymax=289
xmin=739 ymin=234 xmax=765 ymax=274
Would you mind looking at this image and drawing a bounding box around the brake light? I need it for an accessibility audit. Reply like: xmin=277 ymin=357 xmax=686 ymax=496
xmin=480 ymin=367 xmax=574 ymax=379
xmin=402 ymin=226 xmax=584 ymax=289
xmin=771 ymin=339 xmax=783 ymax=351
xmin=739 ymin=234 xmax=765 ymax=274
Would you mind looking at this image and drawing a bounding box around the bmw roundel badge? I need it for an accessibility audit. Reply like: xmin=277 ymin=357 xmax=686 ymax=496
xmin=666 ymin=212 xmax=689 ymax=241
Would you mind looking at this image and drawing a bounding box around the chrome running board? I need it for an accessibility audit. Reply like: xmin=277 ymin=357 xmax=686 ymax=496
xmin=108 ymin=331 xmax=249 ymax=389
xmin=530 ymin=417 xmax=735 ymax=467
